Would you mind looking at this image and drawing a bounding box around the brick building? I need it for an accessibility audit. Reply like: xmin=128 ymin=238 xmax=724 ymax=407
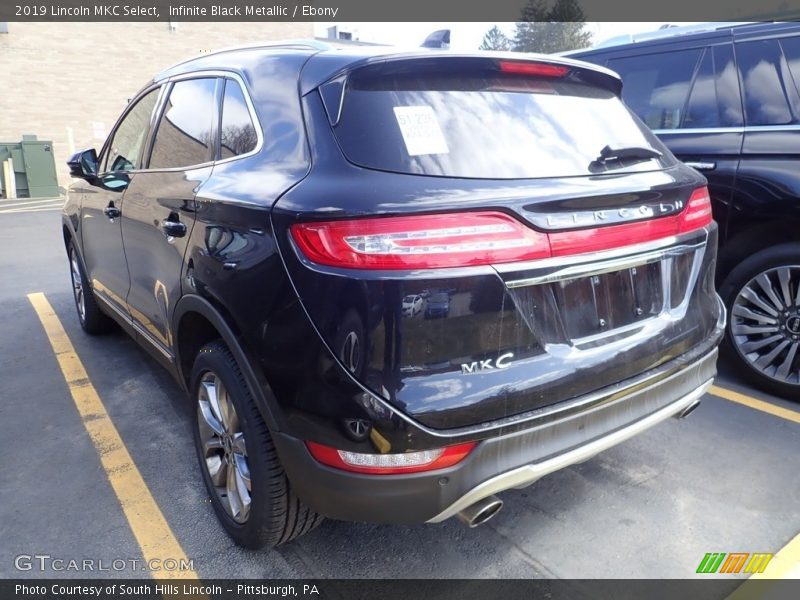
xmin=0 ymin=22 xmax=313 ymax=188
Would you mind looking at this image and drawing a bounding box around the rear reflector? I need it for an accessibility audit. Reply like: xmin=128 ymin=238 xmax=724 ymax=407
xmin=306 ymin=441 xmax=477 ymax=475
xmin=291 ymin=186 xmax=712 ymax=270
xmin=498 ymin=60 xmax=570 ymax=77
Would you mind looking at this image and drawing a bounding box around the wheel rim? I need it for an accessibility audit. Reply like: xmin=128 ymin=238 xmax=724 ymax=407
xmin=69 ymin=247 xmax=85 ymax=322
xmin=197 ymin=371 xmax=251 ymax=523
xmin=731 ymin=265 xmax=800 ymax=385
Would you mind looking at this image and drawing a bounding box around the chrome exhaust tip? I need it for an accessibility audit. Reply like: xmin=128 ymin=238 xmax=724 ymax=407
xmin=674 ymin=400 xmax=702 ymax=419
xmin=457 ymin=495 xmax=503 ymax=528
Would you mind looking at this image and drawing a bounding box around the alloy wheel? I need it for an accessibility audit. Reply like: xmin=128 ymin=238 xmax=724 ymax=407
xmin=731 ymin=266 xmax=800 ymax=385
xmin=69 ymin=247 xmax=85 ymax=322
xmin=197 ymin=371 xmax=251 ymax=523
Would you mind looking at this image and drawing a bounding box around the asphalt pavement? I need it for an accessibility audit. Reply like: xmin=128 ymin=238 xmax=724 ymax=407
xmin=0 ymin=206 xmax=797 ymax=583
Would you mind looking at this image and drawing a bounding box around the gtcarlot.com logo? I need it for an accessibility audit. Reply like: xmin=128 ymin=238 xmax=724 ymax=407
xmin=14 ymin=554 xmax=194 ymax=572
xmin=696 ymin=552 xmax=774 ymax=574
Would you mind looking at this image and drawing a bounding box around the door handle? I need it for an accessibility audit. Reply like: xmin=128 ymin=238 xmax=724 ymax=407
xmin=684 ymin=161 xmax=716 ymax=171
xmin=103 ymin=204 xmax=121 ymax=219
xmin=161 ymin=219 xmax=187 ymax=238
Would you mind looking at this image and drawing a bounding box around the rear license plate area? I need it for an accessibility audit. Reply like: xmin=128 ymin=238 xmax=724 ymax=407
xmin=554 ymin=262 xmax=663 ymax=340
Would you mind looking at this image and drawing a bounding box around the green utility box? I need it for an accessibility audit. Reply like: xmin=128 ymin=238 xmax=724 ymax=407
xmin=0 ymin=135 xmax=59 ymax=199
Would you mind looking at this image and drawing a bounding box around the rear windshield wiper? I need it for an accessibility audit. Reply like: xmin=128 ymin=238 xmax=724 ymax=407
xmin=595 ymin=144 xmax=662 ymax=164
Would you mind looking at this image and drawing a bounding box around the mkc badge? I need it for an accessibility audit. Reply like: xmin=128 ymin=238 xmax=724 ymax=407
xmin=461 ymin=352 xmax=514 ymax=374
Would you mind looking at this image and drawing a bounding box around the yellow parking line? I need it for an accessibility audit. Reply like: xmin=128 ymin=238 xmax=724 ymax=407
xmin=709 ymin=385 xmax=800 ymax=424
xmin=28 ymin=292 xmax=198 ymax=580
xmin=726 ymin=533 xmax=800 ymax=599
xmin=750 ymin=532 xmax=800 ymax=580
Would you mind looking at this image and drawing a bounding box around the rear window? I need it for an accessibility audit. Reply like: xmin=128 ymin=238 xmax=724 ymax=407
xmin=332 ymin=66 xmax=668 ymax=179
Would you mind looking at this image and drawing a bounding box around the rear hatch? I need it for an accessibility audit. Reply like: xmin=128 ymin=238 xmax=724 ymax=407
xmin=272 ymin=54 xmax=721 ymax=429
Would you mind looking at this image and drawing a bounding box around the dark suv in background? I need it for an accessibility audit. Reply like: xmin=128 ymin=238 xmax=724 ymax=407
xmin=572 ymin=22 xmax=800 ymax=399
xmin=64 ymin=42 xmax=723 ymax=548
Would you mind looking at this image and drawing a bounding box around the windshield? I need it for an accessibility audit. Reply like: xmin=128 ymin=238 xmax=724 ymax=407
xmin=333 ymin=70 xmax=669 ymax=179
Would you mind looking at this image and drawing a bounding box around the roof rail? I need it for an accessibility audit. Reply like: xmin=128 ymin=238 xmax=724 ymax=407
xmin=158 ymin=39 xmax=332 ymax=75
xmin=593 ymin=22 xmax=754 ymax=49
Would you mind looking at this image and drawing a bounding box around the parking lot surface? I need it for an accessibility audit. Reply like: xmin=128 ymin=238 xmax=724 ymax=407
xmin=0 ymin=206 xmax=798 ymax=582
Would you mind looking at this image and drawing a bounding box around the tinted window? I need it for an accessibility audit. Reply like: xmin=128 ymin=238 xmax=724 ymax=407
xmin=220 ymin=79 xmax=258 ymax=159
xmin=736 ymin=39 xmax=796 ymax=125
xmin=778 ymin=36 xmax=800 ymax=99
xmin=607 ymin=49 xmax=702 ymax=130
xmin=713 ymin=44 xmax=744 ymax=127
xmin=683 ymin=49 xmax=716 ymax=128
xmin=334 ymin=70 xmax=667 ymax=179
xmin=149 ymin=78 xmax=217 ymax=169
xmin=103 ymin=88 xmax=159 ymax=173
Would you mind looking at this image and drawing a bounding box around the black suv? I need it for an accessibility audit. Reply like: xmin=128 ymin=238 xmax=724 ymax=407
xmin=63 ymin=42 xmax=723 ymax=548
xmin=572 ymin=22 xmax=800 ymax=399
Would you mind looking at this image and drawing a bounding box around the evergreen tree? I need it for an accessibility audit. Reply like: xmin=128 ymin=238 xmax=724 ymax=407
xmin=512 ymin=0 xmax=592 ymax=54
xmin=479 ymin=25 xmax=512 ymax=51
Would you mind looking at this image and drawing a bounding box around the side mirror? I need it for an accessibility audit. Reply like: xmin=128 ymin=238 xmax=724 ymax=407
xmin=67 ymin=148 xmax=99 ymax=180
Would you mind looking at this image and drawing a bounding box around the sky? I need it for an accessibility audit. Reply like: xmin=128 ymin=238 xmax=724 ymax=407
xmin=312 ymin=22 xmax=699 ymax=50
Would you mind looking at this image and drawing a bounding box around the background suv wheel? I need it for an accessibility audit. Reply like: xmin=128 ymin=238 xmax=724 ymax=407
xmin=720 ymin=243 xmax=800 ymax=400
xmin=191 ymin=341 xmax=323 ymax=548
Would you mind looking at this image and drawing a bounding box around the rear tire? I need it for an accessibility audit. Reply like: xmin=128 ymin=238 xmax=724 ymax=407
xmin=191 ymin=341 xmax=323 ymax=549
xmin=720 ymin=243 xmax=800 ymax=401
xmin=67 ymin=239 xmax=114 ymax=335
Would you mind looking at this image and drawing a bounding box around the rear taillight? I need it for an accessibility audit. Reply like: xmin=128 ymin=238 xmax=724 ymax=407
xmin=498 ymin=60 xmax=570 ymax=78
xmin=306 ymin=441 xmax=477 ymax=475
xmin=678 ymin=186 xmax=713 ymax=233
xmin=291 ymin=186 xmax=712 ymax=270
xmin=290 ymin=212 xmax=551 ymax=270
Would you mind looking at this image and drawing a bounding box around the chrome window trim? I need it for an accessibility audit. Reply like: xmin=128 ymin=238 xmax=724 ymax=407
xmin=654 ymin=124 xmax=800 ymax=134
xmin=98 ymin=82 xmax=166 ymax=174
xmin=214 ymin=74 xmax=264 ymax=166
xmin=134 ymin=69 xmax=264 ymax=174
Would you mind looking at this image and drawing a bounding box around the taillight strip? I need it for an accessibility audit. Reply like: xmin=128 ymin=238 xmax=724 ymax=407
xmin=290 ymin=186 xmax=712 ymax=270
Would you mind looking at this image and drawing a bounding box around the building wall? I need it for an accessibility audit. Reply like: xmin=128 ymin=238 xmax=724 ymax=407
xmin=0 ymin=22 xmax=313 ymax=189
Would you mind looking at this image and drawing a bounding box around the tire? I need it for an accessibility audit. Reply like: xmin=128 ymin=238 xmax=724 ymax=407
xmin=720 ymin=243 xmax=800 ymax=401
xmin=67 ymin=239 xmax=115 ymax=334
xmin=191 ymin=341 xmax=323 ymax=549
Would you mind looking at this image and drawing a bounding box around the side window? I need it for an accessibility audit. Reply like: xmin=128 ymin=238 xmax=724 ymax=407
xmin=713 ymin=44 xmax=744 ymax=127
xmin=683 ymin=49 xmax=716 ymax=128
xmin=219 ymin=79 xmax=258 ymax=159
xmin=778 ymin=36 xmax=800 ymax=98
xmin=149 ymin=78 xmax=217 ymax=169
xmin=736 ymin=39 xmax=797 ymax=126
xmin=683 ymin=44 xmax=744 ymax=128
xmin=607 ymin=48 xmax=702 ymax=130
xmin=103 ymin=88 xmax=160 ymax=173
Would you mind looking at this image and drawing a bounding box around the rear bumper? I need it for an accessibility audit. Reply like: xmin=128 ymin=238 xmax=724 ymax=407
xmin=273 ymin=346 xmax=719 ymax=524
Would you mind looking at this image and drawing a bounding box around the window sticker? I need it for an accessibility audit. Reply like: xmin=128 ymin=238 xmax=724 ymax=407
xmin=393 ymin=106 xmax=450 ymax=156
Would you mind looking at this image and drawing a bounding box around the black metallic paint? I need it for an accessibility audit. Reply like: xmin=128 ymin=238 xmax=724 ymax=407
xmin=63 ymin=45 xmax=722 ymax=472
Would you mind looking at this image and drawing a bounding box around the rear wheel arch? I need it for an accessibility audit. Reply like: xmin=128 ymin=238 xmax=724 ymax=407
xmin=173 ymin=295 xmax=281 ymax=431
xmin=718 ymin=220 xmax=800 ymax=283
